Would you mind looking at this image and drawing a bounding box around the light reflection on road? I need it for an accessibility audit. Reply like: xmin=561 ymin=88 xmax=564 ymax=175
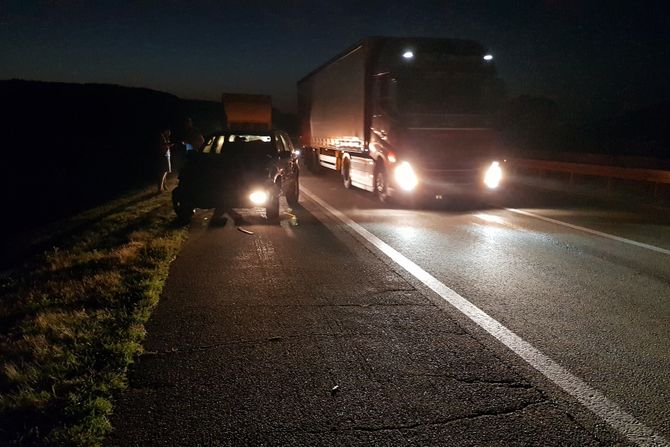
xmin=474 ymin=213 xmax=507 ymax=225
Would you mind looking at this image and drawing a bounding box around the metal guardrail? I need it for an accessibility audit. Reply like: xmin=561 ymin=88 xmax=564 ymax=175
xmin=512 ymin=158 xmax=670 ymax=185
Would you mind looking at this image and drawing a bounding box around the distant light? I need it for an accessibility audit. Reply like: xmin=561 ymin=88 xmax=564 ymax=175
xmin=483 ymin=54 xmax=493 ymax=61
xmin=402 ymin=50 xmax=414 ymax=59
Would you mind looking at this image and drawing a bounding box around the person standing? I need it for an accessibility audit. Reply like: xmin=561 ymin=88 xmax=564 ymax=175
xmin=158 ymin=129 xmax=173 ymax=192
xmin=182 ymin=117 xmax=204 ymax=153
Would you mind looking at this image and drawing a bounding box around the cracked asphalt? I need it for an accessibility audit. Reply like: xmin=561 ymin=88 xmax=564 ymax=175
xmin=104 ymin=173 xmax=655 ymax=446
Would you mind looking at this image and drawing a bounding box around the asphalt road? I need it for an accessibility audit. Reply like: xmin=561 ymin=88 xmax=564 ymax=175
xmin=108 ymin=169 xmax=669 ymax=446
xmin=301 ymin=170 xmax=670 ymax=441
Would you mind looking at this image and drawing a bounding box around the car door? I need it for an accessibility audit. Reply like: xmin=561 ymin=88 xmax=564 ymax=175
xmin=278 ymin=132 xmax=297 ymax=183
xmin=274 ymin=132 xmax=292 ymax=190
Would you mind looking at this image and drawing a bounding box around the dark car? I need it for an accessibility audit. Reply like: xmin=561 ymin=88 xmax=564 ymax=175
xmin=171 ymin=130 xmax=300 ymax=222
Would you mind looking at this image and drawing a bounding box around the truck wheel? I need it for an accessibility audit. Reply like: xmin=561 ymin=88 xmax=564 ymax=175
xmin=286 ymin=173 xmax=300 ymax=207
xmin=373 ymin=164 xmax=390 ymax=203
xmin=172 ymin=187 xmax=194 ymax=223
xmin=266 ymin=195 xmax=280 ymax=222
xmin=342 ymin=158 xmax=352 ymax=189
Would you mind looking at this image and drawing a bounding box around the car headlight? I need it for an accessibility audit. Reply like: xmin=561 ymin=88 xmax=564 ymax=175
xmin=249 ymin=190 xmax=268 ymax=205
xmin=484 ymin=161 xmax=503 ymax=189
xmin=394 ymin=161 xmax=418 ymax=191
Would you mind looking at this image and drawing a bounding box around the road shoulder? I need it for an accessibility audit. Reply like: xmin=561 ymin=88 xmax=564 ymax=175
xmin=107 ymin=203 xmax=624 ymax=446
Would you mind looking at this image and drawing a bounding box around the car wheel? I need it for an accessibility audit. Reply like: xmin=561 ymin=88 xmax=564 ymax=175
xmin=286 ymin=173 xmax=300 ymax=207
xmin=266 ymin=194 xmax=280 ymax=222
xmin=172 ymin=187 xmax=194 ymax=223
xmin=342 ymin=158 xmax=352 ymax=189
xmin=373 ymin=163 xmax=389 ymax=203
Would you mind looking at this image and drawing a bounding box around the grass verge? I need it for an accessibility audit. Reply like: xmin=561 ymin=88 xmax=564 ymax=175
xmin=0 ymin=187 xmax=187 ymax=446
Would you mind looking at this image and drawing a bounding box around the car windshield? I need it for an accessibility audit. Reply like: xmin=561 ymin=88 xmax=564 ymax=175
xmin=201 ymin=134 xmax=273 ymax=155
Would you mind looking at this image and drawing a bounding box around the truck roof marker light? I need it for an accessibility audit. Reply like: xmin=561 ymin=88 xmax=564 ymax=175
xmin=402 ymin=50 xmax=414 ymax=60
xmin=483 ymin=54 xmax=493 ymax=61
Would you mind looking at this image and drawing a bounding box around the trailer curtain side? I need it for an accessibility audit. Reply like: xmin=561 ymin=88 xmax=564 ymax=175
xmin=298 ymin=44 xmax=368 ymax=151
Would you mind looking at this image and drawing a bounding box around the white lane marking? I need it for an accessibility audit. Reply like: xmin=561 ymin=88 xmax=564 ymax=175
xmin=300 ymin=186 xmax=668 ymax=447
xmin=506 ymin=208 xmax=670 ymax=256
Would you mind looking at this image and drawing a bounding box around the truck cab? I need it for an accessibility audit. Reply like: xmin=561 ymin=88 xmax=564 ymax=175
xmin=298 ymin=37 xmax=506 ymax=202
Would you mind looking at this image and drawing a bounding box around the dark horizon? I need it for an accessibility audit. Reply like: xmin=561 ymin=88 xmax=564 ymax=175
xmin=2 ymin=1 xmax=669 ymax=121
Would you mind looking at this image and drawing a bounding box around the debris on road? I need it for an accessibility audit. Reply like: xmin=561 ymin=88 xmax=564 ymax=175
xmin=330 ymin=385 xmax=340 ymax=396
xmin=237 ymin=227 xmax=254 ymax=235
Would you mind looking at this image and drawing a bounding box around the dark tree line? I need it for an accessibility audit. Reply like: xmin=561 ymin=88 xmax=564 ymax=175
xmin=499 ymin=94 xmax=670 ymax=161
xmin=0 ymin=80 xmax=298 ymax=237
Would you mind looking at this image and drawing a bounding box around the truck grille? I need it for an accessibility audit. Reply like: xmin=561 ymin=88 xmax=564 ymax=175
xmin=420 ymin=168 xmax=480 ymax=186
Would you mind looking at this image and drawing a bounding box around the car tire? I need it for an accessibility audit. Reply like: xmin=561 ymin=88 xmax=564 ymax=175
xmin=172 ymin=187 xmax=194 ymax=223
xmin=373 ymin=163 xmax=390 ymax=203
xmin=266 ymin=195 xmax=280 ymax=222
xmin=342 ymin=158 xmax=352 ymax=189
xmin=286 ymin=173 xmax=300 ymax=207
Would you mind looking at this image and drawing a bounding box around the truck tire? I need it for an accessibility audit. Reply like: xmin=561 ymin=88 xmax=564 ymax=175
xmin=172 ymin=187 xmax=194 ymax=223
xmin=286 ymin=172 xmax=300 ymax=207
xmin=342 ymin=158 xmax=352 ymax=189
xmin=373 ymin=163 xmax=390 ymax=203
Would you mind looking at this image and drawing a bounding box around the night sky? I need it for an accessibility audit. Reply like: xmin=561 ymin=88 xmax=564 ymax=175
xmin=1 ymin=0 xmax=668 ymax=120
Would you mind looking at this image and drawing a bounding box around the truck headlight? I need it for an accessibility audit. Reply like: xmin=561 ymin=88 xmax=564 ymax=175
xmin=484 ymin=161 xmax=503 ymax=189
xmin=249 ymin=190 xmax=268 ymax=205
xmin=394 ymin=162 xmax=418 ymax=191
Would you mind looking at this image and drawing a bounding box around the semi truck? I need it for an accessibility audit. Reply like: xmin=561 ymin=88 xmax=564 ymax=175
xmin=297 ymin=37 xmax=506 ymax=202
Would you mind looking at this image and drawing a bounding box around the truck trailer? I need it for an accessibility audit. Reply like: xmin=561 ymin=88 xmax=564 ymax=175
xmin=298 ymin=36 xmax=506 ymax=202
xmin=222 ymin=93 xmax=272 ymax=130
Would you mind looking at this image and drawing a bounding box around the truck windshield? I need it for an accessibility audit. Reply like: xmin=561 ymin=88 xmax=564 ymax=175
xmin=395 ymin=51 xmax=502 ymax=115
